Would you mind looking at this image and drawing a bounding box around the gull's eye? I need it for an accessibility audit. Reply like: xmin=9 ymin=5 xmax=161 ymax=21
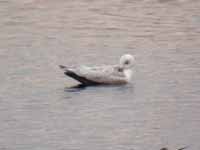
xmin=124 ymin=60 xmax=129 ymax=65
xmin=118 ymin=68 xmax=123 ymax=72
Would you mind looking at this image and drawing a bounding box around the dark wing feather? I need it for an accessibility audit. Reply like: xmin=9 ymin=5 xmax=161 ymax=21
xmin=64 ymin=69 xmax=99 ymax=85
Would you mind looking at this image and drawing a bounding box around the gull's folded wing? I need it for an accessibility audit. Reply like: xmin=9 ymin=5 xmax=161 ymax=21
xmin=60 ymin=65 xmax=127 ymax=85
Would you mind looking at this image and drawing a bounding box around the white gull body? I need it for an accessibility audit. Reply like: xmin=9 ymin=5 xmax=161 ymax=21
xmin=59 ymin=54 xmax=135 ymax=85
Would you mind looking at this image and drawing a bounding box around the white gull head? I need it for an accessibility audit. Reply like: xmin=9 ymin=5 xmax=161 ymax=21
xmin=119 ymin=54 xmax=135 ymax=69
xmin=119 ymin=54 xmax=135 ymax=82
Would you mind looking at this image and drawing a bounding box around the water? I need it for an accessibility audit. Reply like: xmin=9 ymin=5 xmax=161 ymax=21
xmin=0 ymin=0 xmax=200 ymax=150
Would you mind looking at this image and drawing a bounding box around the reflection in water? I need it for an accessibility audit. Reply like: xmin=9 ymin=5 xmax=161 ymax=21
xmin=64 ymin=84 xmax=88 ymax=92
xmin=64 ymin=83 xmax=134 ymax=93
xmin=160 ymin=146 xmax=189 ymax=150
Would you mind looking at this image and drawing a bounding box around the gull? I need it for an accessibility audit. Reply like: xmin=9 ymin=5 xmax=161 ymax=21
xmin=160 ymin=146 xmax=189 ymax=150
xmin=59 ymin=54 xmax=135 ymax=86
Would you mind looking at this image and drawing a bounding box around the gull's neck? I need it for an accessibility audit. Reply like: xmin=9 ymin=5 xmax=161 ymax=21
xmin=124 ymin=69 xmax=132 ymax=82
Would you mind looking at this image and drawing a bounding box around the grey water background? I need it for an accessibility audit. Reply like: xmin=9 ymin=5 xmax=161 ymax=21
xmin=0 ymin=0 xmax=200 ymax=150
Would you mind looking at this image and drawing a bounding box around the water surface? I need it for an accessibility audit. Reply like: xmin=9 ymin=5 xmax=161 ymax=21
xmin=0 ymin=0 xmax=200 ymax=150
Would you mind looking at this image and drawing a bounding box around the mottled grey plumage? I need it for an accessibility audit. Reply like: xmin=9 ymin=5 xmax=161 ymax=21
xmin=59 ymin=54 xmax=135 ymax=85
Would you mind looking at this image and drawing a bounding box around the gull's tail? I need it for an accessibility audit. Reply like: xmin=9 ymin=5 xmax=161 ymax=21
xmin=177 ymin=146 xmax=189 ymax=150
xmin=59 ymin=65 xmax=67 ymax=70
xmin=59 ymin=65 xmax=98 ymax=85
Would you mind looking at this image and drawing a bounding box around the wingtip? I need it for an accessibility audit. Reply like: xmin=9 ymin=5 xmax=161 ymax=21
xmin=59 ymin=65 xmax=66 ymax=69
